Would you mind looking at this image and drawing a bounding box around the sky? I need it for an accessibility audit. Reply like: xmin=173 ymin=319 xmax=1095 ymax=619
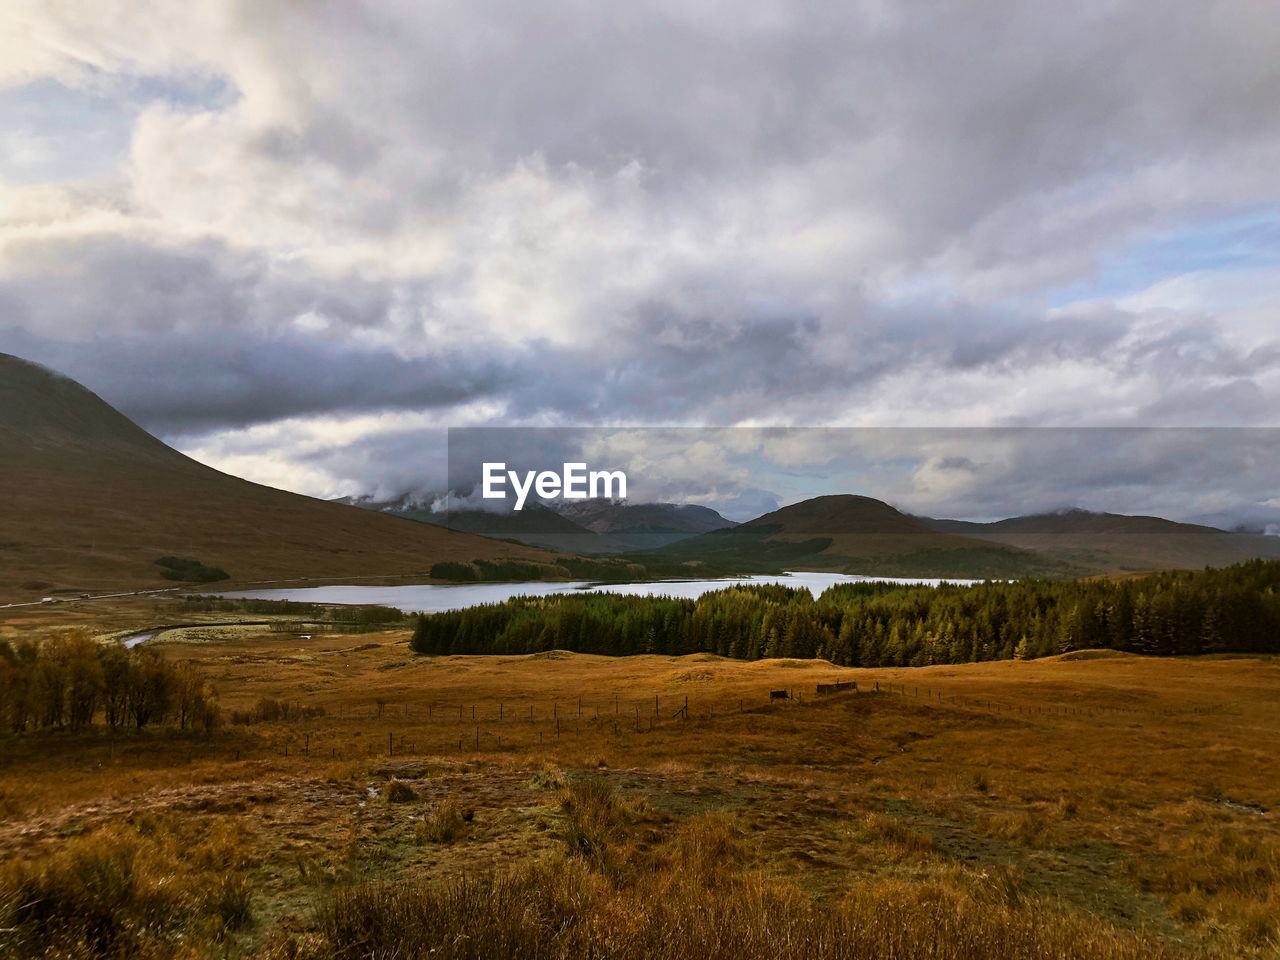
xmin=2 ymin=1 xmax=1279 ymax=524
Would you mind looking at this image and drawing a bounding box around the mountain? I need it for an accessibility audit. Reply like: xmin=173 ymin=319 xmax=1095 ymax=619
xmin=335 ymin=495 xmax=632 ymax=554
xmin=550 ymin=500 xmax=737 ymax=550
xmin=432 ymin=504 xmax=628 ymax=553
xmin=915 ymin=508 xmax=1280 ymax=573
xmin=339 ymin=495 xmax=738 ymax=553
xmin=647 ymin=495 xmax=1083 ymax=578
xmin=0 ymin=354 xmax=551 ymax=601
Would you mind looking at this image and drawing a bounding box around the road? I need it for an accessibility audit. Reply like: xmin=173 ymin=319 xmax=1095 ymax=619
xmin=0 ymin=587 xmax=183 ymax=610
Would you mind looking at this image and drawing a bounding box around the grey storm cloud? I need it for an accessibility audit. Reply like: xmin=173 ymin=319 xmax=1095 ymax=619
xmin=2 ymin=0 xmax=1279 ymax=510
xmin=2 ymin=310 xmax=845 ymax=434
xmin=8 ymin=333 xmax=525 ymax=435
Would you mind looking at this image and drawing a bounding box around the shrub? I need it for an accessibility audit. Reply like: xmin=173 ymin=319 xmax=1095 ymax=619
xmin=385 ymin=778 xmax=418 ymax=803
xmin=207 ymin=874 xmax=254 ymax=934
xmin=417 ymin=799 xmax=469 ymax=844
xmin=0 ymin=827 xmax=192 ymax=959
xmin=274 ymin=861 xmax=1194 ymax=960
xmin=153 ymin=556 xmax=229 ymax=583
xmin=524 ymin=766 xmax=566 ymax=790
xmin=560 ymin=775 xmax=620 ymax=863
xmin=231 ymin=698 xmax=326 ymax=725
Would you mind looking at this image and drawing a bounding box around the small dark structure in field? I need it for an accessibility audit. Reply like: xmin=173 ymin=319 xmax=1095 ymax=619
xmin=770 ymin=689 xmax=789 ymax=700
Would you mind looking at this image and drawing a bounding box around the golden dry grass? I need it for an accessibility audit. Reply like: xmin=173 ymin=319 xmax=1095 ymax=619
xmin=2 ymin=613 xmax=1279 ymax=958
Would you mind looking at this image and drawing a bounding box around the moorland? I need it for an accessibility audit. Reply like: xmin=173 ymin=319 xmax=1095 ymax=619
xmin=2 ymin=589 xmax=1278 ymax=960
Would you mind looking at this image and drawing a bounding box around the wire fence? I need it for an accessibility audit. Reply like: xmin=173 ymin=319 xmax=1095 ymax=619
xmin=81 ymin=675 xmax=1230 ymax=768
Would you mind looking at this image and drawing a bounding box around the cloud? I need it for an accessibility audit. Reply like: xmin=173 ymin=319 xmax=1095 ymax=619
xmin=1 ymin=0 xmax=1279 ymax=514
xmin=420 ymin=427 xmax=1280 ymax=527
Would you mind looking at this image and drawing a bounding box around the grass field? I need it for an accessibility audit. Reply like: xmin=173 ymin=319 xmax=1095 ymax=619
xmin=2 ymin=606 xmax=1278 ymax=958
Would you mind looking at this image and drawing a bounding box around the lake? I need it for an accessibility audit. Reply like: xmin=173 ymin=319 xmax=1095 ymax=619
xmin=216 ymin=571 xmax=979 ymax=614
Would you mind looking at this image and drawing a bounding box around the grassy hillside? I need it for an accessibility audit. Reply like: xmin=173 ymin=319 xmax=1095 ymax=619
xmin=0 ymin=354 xmax=550 ymax=601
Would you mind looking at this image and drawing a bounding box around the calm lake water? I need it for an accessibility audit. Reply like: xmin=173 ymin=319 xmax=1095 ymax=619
xmin=216 ymin=571 xmax=979 ymax=614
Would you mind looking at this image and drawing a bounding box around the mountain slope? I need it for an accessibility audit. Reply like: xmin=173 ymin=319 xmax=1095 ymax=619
xmin=336 ymin=496 xmax=632 ymax=554
xmin=338 ymin=495 xmax=738 ymax=553
xmin=916 ymin=508 xmax=1280 ymax=573
xmin=649 ymin=495 xmax=1083 ymax=578
xmin=551 ymin=500 xmax=737 ymax=550
xmin=426 ymin=504 xmax=634 ymax=554
xmin=0 ymin=354 xmax=550 ymax=600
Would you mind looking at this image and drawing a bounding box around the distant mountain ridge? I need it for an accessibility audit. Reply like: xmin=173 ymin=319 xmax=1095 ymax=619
xmin=339 ymin=485 xmax=1280 ymax=578
xmin=913 ymin=507 xmax=1280 ymax=573
xmin=549 ymin=500 xmax=737 ymax=549
xmin=333 ymin=496 xmax=632 ymax=554
xmin=918 ymin=507 xmax=1224 ymax=536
